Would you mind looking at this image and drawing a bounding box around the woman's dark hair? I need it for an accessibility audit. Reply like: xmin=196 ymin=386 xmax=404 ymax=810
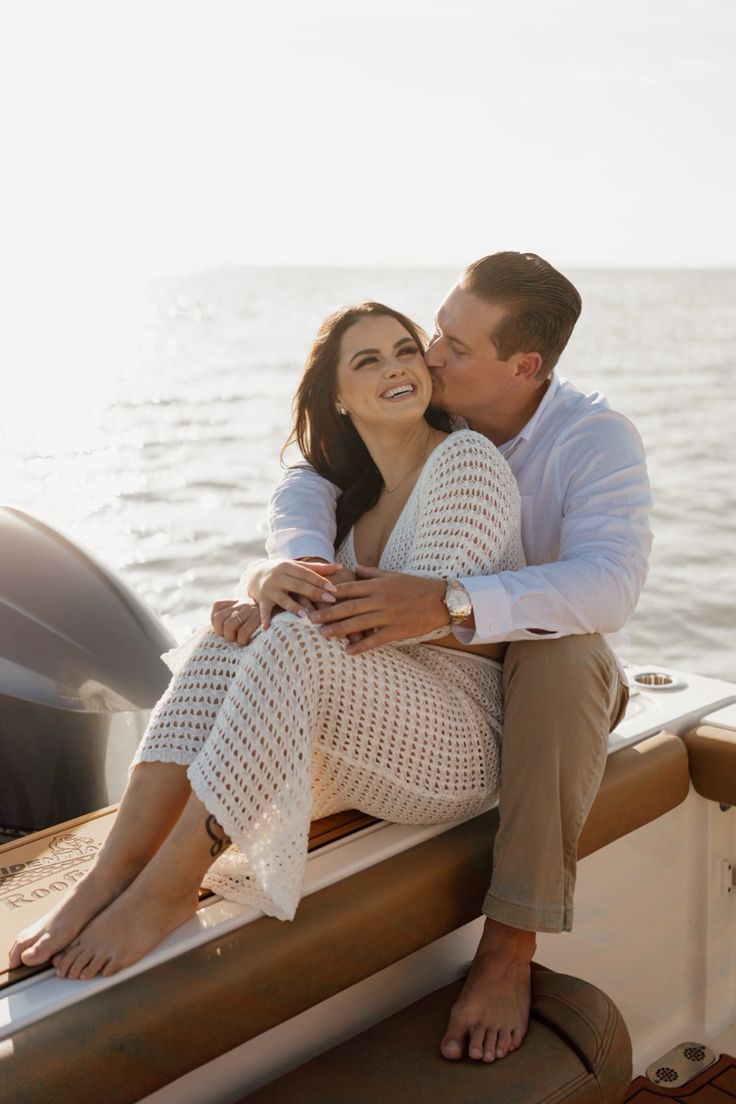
xmin=283 ymin=302 xmax=451 ymax=549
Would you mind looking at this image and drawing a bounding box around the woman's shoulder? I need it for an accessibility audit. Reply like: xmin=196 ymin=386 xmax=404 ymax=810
xmin=427 ymin=428 xmax=508 ymax=472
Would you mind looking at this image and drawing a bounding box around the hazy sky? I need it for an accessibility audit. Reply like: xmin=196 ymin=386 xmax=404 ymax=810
xmin=2 ymin=0 xmax=735 ymax=278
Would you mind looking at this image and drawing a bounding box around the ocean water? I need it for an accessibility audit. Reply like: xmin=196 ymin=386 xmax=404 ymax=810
xmin=4 ymin=266 xmax=735 ymax=682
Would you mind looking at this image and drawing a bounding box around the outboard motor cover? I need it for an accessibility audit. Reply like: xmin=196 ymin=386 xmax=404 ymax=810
xmin=0 ymin=507 xmax=176 ymax=834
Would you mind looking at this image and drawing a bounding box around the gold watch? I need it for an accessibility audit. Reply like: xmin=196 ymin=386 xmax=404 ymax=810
xmin=443 ymin=578 xmax=473 ymax=625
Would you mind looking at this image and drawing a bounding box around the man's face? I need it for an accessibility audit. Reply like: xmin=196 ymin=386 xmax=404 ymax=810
xmin=425 ymin=286 xmax=517 ymax=422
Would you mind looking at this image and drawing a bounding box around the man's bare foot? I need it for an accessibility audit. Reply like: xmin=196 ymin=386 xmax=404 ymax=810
xmin=8 ymin=857 xmax=143 ymax=970
xmin=51 ymin=873 xmax=199 ymax=980
xmin=440 ymin=918 xmax=536 ymax=1063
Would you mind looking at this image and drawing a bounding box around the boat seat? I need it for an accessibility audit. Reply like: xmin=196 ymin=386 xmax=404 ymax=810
xmin=681 ymin=723 xmax=736 ymax=807
xmin=0 ymin=731 xmax=687 ymax=1103
xmin=241 ymin=963 xmax=633 ymax=1104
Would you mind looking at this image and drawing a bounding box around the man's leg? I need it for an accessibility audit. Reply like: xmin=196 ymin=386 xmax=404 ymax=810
xmin=441 ymin=634 xmax=628 ymax=1062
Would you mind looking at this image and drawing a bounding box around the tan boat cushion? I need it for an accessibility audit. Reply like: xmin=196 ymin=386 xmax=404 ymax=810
xmin=242 ymin=964 xmax=632 ymax=1104
xmin=578 ymin=730 xmax=690 ymax=858
xmin=681 ymin=724 xmax=736 ymax=806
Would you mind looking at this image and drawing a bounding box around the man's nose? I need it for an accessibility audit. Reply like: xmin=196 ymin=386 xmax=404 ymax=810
xmin=425 ymin=336 xmax=445 ymax=370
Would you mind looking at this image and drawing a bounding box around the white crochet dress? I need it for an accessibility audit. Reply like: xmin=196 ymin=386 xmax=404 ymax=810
xmin=132 ymin=430 xmax=524 ymax=921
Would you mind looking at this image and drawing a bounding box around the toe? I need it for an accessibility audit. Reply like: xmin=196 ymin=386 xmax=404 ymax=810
xmin=495 ymin=1027 xmax=512 ymax=1059
xmin=20 ymin=932 xmax=52 ymax=966
xmin=67 ymin=946 xmax=95 ymax=981
xmin=54 ymin=944 xmax=81 ymax=978
xmin=80 ymin=952 xmax=108 ymax=980
xmin=509 ymin=1026 xmax=526 ymax=1052
xmin=8 ymin=941 xmax=24 ymax=969
xmin=468 ymin=1025 xmax=486 ymax=1061
xmin=101 ymin=956 xmax=123 ymax=978
xmin=482 ymin=1029 xmax=499 ymax=1063
xmin=440 ymin=1036 xmax=464 ymax=1061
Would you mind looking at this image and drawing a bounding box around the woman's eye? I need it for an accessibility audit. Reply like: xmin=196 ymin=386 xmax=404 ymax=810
xmin=399 ymin=344 xmax=419 ymax=356
xmin=354 ymin=356 xmax=378 ymax=370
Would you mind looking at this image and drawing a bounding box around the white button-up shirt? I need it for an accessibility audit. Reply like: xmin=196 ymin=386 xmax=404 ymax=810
xmin=266 ymin=373 xmax=653 ymax=645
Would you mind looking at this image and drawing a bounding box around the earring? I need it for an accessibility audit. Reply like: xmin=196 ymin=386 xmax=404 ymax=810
xmin=337 ymin=405 xmax=347 ymax=415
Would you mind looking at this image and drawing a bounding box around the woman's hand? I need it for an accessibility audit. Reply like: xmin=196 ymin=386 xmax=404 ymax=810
xmin=210 ymin=599 xmax=262 ymax=646
xmin=245 ymin=558 xmax=343 ymax=629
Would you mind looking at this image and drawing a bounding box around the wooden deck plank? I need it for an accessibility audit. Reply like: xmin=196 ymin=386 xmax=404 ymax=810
xmin=625 ymin=1057 xmax=736 ymax=1102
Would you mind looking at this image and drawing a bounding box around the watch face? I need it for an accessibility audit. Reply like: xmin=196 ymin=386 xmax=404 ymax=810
xmin=446 ymin=584 xmax=472 ymax=619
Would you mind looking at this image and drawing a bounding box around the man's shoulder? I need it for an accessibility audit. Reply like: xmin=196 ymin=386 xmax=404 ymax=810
xmin=549 ymin=376 xmax=637 ymax=438
xmin=548 ymin=378 xmax=646 ymax=472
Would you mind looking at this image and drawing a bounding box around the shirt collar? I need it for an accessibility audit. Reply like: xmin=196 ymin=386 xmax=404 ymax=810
xmin=499 ymin=371 xmax=561 ymax=457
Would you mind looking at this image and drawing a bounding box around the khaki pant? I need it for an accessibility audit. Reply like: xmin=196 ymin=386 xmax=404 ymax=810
xmin=482 ymin=634 xmax=629 ymax=933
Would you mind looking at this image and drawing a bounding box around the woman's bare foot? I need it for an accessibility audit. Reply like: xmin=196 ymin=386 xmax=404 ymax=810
xmin=440 ymin=918 xmax=536 ymax=1063
xmin=52 ymin=873 xmax=199 ymax=980
xmin=8 ymin=857 xmax=142 ymax=970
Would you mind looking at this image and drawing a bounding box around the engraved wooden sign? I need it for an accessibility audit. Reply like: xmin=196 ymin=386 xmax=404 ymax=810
xmin=1 ymin=807 xmax=117 ymax=987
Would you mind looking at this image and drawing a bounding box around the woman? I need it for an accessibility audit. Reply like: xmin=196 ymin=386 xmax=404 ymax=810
xmin=9 ymin=303 xmax=524 ymax=980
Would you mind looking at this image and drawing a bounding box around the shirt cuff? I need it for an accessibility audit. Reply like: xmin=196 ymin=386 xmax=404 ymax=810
xmin=454 ymin=575 xmax=514 ymax=644
xmin=265 ymin=532 xmax=336 ymax=563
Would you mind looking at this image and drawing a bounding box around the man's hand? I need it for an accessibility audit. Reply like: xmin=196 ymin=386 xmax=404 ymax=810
xmin=310 ymin=566 xmax=449 ymax=654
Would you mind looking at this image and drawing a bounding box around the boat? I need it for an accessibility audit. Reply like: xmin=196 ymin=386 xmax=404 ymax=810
xmin=1 ymin=505 xmax=735 ymax=1103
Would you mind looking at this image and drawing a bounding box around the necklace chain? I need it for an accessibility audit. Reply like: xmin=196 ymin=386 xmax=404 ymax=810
xmin=384 ymin=436 xmax=435 ymax=494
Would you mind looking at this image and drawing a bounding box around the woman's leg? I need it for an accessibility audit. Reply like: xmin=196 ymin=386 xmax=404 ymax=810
xmin=9 ymin=762 xmax=192 ymax=968
xmin=52 ymin=790 xmax=226 ymax=980
xmin=10 ymin=628 xmax=246 ymax=969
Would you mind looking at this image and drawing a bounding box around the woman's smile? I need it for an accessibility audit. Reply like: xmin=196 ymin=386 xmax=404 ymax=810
xmin=379 ymin=382 xmax=418 ymax=401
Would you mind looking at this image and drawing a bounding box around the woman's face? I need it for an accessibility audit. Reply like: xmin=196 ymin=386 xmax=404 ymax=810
xmin=334 ymin=314 xmax=432 ymax=432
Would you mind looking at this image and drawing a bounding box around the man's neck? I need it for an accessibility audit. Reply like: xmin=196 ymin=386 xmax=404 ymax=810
xmin=467 ymin=380 xmax=550 ymax=448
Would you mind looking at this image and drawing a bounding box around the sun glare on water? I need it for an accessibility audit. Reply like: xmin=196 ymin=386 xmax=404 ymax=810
xmin=1 ymin=225 xmax=154 ymax=548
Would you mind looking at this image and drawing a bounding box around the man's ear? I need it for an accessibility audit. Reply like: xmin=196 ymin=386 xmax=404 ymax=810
xmin=513 ymin=351 xmax=543 ymax=383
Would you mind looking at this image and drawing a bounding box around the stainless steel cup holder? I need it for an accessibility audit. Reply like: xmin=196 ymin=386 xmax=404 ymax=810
xmin=635 ymin=672 xmax=675 ymax=687
xmin=630 ymin=668 xmax=687 ymax=692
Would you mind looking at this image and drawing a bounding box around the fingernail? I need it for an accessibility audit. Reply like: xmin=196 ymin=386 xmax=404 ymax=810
xmin=323 ymin=580 xmax=337 ymax=592
xmin=321 ymin=592 xmax=336 ymax=603
xmin=297 ymin=608 xmax=308 ymax=618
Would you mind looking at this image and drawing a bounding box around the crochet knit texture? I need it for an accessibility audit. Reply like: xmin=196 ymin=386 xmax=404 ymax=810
xmin=132 ymin=430 xmax=524 ymax=920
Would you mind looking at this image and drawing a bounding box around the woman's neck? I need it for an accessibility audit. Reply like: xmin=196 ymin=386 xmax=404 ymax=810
xmin=359 ymin=420 xmax=444 ymax=493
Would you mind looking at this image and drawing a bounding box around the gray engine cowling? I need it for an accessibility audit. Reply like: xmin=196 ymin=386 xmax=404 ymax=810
xmin=0 ymin=506 xmax=176 ymax=834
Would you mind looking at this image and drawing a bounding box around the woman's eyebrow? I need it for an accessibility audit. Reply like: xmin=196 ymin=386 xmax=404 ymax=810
xmin=349 ymin=338 xmax=416 ymax=364
xmin=349 ymin=347 xmax=379 ymax=364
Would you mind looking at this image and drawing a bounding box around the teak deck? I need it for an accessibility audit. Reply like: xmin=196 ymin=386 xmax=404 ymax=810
xmin=625 ymin=1055 xmax=736 ymax=1102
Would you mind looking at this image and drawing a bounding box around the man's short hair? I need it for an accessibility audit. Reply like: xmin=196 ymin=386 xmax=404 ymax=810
xmin=460 ymin=252 xmax=582 ymax=377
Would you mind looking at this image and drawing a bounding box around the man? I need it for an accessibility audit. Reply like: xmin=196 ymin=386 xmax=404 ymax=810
xmin=262 ymin=252 xmax=652 ymax=1063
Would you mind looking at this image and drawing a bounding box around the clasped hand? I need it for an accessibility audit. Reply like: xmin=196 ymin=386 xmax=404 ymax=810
xmin=210 ymin=560 xmax=450 ymax=654
xmin=210 ymin=558 xmax=354 ymax=647
xmin=311 ymin=567 xmax=449 ymax=655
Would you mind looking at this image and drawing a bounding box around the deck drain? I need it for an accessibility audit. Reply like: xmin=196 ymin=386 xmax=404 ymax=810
xmin=646 ymin=1042 xmax=717 ymax=1087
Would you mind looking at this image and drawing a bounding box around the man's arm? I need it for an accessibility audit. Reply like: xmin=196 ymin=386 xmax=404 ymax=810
xmin=266 ymin=464 xmax=340 ymax=563
xmin=314 ymin=413 xmax=652 ymax=651
xmin=458 ymin=412 xmax=652 ymax=643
